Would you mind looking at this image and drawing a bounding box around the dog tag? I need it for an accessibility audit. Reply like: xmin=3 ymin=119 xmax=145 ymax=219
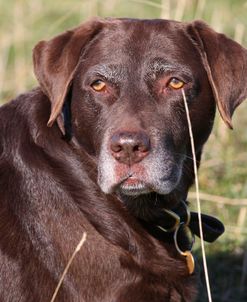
xmin=184 ymin=251 xmax=195 ymax=275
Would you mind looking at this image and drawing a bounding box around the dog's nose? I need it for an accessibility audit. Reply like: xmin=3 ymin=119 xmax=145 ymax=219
xmin=110 ymin=131 xmax=150 ymax=165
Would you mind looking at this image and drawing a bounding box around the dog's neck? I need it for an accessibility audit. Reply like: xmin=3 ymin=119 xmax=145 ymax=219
xmin=118 ymin=191 xmax=183 ymax=220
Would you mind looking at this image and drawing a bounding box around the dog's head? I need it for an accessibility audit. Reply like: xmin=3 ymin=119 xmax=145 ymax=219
xmin=33 ymin=18 xmax=247 ymax=207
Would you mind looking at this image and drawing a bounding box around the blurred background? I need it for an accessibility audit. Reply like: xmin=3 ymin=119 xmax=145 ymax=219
xmin=0 ymin=0 xmax=246 ymax=301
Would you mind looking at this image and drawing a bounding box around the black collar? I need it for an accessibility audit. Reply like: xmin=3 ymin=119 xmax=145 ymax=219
xmin=140 ymin=201 xmax=225 ymax=274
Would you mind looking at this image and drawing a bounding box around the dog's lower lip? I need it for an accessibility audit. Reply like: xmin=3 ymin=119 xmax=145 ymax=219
xmin=117 ymin=177 xmax=152 ymax=195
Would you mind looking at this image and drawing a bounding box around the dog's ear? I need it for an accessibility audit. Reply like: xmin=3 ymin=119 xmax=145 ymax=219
xmin=186 ymin=20 xmax=247 ymax=129
xmin=33 ymin=19 xmax=103 ymax=129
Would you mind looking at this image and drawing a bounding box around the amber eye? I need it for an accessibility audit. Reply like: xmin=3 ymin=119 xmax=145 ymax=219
xmin=91 ymin=80 xmax=106 ymax=92
xmin=168 ymin=78 xmax=184 ymax=89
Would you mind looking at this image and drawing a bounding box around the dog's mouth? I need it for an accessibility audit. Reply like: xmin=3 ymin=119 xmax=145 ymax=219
xmin=118 ymin=175 xmax=152 ymax=196
xmin=98 ymin=157 xmax=183 ymax=197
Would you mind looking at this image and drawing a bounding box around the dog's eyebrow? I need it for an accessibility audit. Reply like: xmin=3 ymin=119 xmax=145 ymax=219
xmin=147 ymin=58 xmax=193 ymax=78
xmin=86 ymin=64 xmax=125 ymax=83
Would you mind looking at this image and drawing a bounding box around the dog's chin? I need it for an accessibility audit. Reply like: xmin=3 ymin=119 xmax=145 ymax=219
xmin=116 ymin=180 xmax=179 ymax=220
xmin=98 ymin=173 xmax=181 ymax=219
xmin=116 ymin=178 xmax=178 ymax=197
xmin=117 ymin=180 xmax=152 ymax=196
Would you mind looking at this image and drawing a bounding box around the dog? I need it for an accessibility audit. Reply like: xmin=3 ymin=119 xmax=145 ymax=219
xmin=0 ymin=18 xmax=246 ymax=302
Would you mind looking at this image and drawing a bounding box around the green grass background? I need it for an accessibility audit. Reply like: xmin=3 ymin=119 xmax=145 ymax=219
xmin=0 ymin=0 xmax=247 ymax=301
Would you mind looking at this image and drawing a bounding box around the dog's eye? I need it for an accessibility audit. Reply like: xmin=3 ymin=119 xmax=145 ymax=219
xmin=168 ymin=78 xmax=184 ymax=90
xmin=91 ymin=80 xmax=106 ymax=92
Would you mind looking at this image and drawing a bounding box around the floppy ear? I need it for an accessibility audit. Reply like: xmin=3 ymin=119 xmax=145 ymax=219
xmin=33 ymin=19 xmax=103 ymax=131
xmin=186 ymin=20 xmax=247 ymax=129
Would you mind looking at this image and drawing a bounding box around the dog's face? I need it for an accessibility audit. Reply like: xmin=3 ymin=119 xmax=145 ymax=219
xmin=33 ymin=19 xmax=247 ymax=205
xmin=71 ymin=20 xmax=214 ymax=197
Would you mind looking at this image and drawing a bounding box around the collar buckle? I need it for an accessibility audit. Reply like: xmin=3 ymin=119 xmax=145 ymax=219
xmin=154 ymin=200 xmax=224 ymax=275
xmin=156 ymin=201 xmax=195 ymax=275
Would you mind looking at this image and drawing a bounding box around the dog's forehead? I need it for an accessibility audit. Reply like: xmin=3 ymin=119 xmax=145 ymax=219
xmin=82 ymin=19 xmax=198 ymax=69
xmin=103 ymin=18 xmax=185 ymax=41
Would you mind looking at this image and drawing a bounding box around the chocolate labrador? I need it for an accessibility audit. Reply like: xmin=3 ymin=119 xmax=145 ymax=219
xmin=0 ymin=18 xmax=246 ymax=302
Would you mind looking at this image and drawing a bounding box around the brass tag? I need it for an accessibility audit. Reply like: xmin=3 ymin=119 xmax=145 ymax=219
xmin=184 ymin=251 xmax=195 ymax=275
